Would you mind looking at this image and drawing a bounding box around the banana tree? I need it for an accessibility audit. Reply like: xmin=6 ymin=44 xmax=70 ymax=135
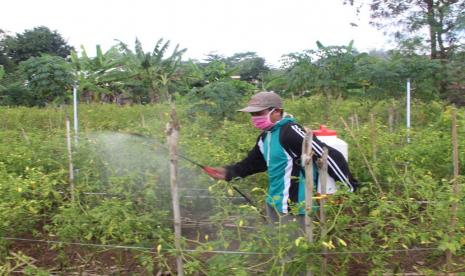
xmin=117 ymin=38 xmax=186 ymax=103
xmin=70 ymin=45 xmax=133 ymax=103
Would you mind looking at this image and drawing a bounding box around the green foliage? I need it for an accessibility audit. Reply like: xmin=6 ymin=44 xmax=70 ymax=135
xmin=344 ymin=0 xmax=465 ymax=59
xmin=117 ymin=38 xmax=187 ymax=103
xmin=263 ymin=69 xmax=289 ymax=92
xmin=48 ymin=200 xmax=167 ymax=245
xmin=355 ymin=51 xmax=442 ymax=100
xmin=281 ymin=41 xmax=362 ymax=97
xmin=0 ymin=252 xmax=51 ymax=275
xmin=0 ymin=157 xmax=64 ymax=237
xmin=1 ymin=26 xmax=74 ymax=64
xmin=186 ymin=80 xmax=255 ymax=119
xmin=342 ymin=0 xmax=465 ymax=103
xmin=202 ymin=60 xmax=237 ymax=83
xmin=19 ymin=55 xmax=74 ymax=105
xmin=1 ymin=77 xmax=465 ymax=273
xmin=0 ymin=69 xmax=37 ymax=106
xmin=278 ymin=42 xmax=464 ymax=102
xmin=71 ymin=45 xmax=132 ymax=103
xmin=227 ymin=52 xmax=269 ymax=82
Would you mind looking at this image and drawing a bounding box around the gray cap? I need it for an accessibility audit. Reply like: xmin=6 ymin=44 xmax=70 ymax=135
xmin=238 ymin=91 xmax=283 ymax=112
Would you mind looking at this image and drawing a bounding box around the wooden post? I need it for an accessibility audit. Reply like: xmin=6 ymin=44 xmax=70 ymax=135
xmin=48 ymin=116 xmax=53 ymax=133
xmin=388 ymin=107 xmax=394 ymax=133
xmin=66 ymin=116 xmax=75 ymax=202
xmin=141 ymin=113 xmax=146 ymax=128
xmin=21 ymin=128 xmax=30 ymax=145
xmin=318 ymin=147 xmax=329 ymax=275
xmin=354 ymin=113 xmax=359 ymax=131
xmin=302 ymin=130 xmax=314 ymax=276
xmin=349 ymin=115 xmax=355 ymax=130
xmin=166 ymin=107 xmax=184 ymax=276
xmin=2 ymin=110 xmax=7 ymax=129
xmin=446 ymin=108 xmax=459 ymax=271
xmin=370 ymin=113 xmax=377 ymax=162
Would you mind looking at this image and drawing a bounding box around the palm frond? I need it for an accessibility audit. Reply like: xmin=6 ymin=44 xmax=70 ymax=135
xmin=135 ymin=38 xmax=145 ymax=60
xmin=152 ymin=38 xmax=164 ymax=56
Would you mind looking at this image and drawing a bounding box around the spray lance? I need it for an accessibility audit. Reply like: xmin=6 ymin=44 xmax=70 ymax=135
xmin=126 ymin=132 xmax=262 ymax=215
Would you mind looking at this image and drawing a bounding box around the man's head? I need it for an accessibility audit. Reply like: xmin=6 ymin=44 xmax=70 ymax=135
xmin=238 ymin=91 xmax=283 ymax=130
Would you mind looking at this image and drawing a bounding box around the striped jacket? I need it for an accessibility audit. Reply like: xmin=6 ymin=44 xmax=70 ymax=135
xmin=225 ymin=117 xmax=357 ymax=214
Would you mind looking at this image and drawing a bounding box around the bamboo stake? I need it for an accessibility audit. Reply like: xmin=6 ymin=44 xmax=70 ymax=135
xmin=388 ymin=107 xmax=394 ymax=133
xmin=318 ymin=147 xmax=329 ymax=275
xmin=166 ymin=107 xmax=184 ymax=276
xmin=141 ymin=113 xmax=146 ymax=128
xmin=66 ymin=116 xmax=75 ymax=202
xmin=446 ymin=108 xmax=459 ymax=271
xmin=370 ymin=113 xmax=377 ymax=162
xmin=340 ymin=117 xmax=382 ymax=193
xmin=48 ymin=116 xmax=53 ymax=133
xmin=302 ymin=130 xmax=314 ymax=276
xmin=2 ymin=110 xmax=7 ymax=129
xmin=354 ymin=113 xmax=359 ymax=131
xmin=73 ymin=84 xmax=79 ymax=145
xmin=349 ymin=115 xmax=355 ymax=130
xmin=21 ymin=128 xmax=30 ymax=145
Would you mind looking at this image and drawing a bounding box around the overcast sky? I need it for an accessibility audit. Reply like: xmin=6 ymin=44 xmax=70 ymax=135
xmin=1 ymin=0 xmax=391 ymax=66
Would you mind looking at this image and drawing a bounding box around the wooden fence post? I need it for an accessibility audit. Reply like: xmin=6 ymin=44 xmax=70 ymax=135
xmin=166 ymin=107 xmax=184 ymax=276
xmin=48 ymin=115 xmax=53 ymax=133
xmin=349 ymin=115 xmax=355 ymax=130
xmin=388 ymin=107 xmax=395 ymax=133
xmin=370 ymin=113 xmax=377 ymax=162
xmin=66 ymin=116 xmax=75 ymax=202
xmin=354 ymin=113 xmax=360 ymax=131
xmin=141 ymin=113 xmax=146 ymax=128
xmin=318 ymin=147 xmax=329 ymax=275
xmin=302 ymin=130 xmax=314 ymax=276
xmin=446 ymin=108 xmax=459 ymax=271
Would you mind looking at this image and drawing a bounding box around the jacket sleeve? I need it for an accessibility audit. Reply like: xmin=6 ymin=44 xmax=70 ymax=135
xmin=224 ymin=138 xmax=267 ymax=181
xmin=280 ymin=123 xmax=358 ymax=192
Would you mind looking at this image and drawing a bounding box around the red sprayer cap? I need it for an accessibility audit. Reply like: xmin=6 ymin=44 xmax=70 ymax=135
xmin=313 ymin=125 xmax=337 ymax=136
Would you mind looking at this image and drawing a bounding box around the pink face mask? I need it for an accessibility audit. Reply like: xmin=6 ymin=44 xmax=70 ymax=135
xmin=251 ymin=109 xmax=275 ymax=130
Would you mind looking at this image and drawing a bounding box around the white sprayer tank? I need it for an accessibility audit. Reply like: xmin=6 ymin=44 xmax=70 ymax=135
xmin=313 ymin=125 xmax=348 ymax=194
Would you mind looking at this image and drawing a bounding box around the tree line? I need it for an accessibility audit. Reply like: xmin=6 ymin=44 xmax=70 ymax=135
xmin=0 ymin=0 xmax=463 ymax=108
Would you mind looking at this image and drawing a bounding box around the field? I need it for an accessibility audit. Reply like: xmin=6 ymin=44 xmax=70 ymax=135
xmin=1 ymin=96 xmax=465 ymax=275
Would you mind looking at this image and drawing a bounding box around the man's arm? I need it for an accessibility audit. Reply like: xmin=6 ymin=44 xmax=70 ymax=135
xmin=224 ymin=142 xmax=267 ymax=181
xmin=203 ymin=138 xmax=267 ymax=181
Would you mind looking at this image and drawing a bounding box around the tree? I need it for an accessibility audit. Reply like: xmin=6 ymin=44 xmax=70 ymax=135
xmin=70 ymin=45 xmax=132 ymax=103
xmin=355 ymin=51 xmax=441 ymax=100
xmin=281 ymin=41 xmax=361 ymax=97
xmin=344 ymin=0 xmax=465 ymax=103
xmin=280 ymin=50 xmax=317 ymax=96
xmin=2 ymin=26 xmax=74 ymax=63
xmin=344 ymin=0 xmax=465 ymax=59
xmin=187 ymin=80 xmax=255 ymax=119
xmin=226 ymin=52 xmax=269 ymax=82
xmin=20 ymin=55 xmax=74 ymax=105
xmin=117 ymin=38 xmax=187 ymax=103
xmin=0 ymin=29 xmax=15 ymax=72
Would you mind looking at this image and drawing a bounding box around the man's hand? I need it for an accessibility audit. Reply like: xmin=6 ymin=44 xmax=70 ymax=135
xmin=203 ymin=167 xmax=226 ymax=180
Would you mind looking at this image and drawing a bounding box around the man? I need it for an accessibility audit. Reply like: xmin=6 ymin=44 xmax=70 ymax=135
xmin=203 ymin=91 xmax=357 ymax=228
